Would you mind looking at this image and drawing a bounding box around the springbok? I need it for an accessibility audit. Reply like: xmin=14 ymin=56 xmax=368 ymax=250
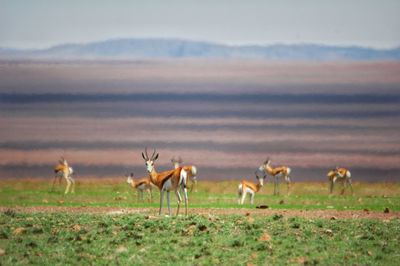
xmin=171 ymin=157 xmax=198 ymax=192
xmin=238 ymin=169 xmax=266 ymax=205
xmin=52 ymin=165 xmax=75 ymax=191
xmin=264 ymin=158 xmax=291 ymax=195
xmin=142 ymin=148 xmax=189 ymax=216
xmin=327 ymin=167 xmax=353 ymax=195
xmin=126 ymin=173 xmax=153 ymax=202
xmin=53 ymin=157 xmax=75 ymax=194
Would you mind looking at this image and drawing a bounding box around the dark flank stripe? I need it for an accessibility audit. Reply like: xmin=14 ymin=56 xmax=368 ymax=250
xmin=0 ymin=163 xmax=399 ymax=182
xmin=1 ymin=92 xmax=400 ymax=104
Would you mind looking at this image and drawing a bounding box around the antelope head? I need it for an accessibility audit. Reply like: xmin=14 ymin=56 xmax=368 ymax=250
xmin=126 ymin=173 xmax=134 ymax=184
xmin=142 ymin=147 xmax=159 ymax=173
xmin=263 ymin=158 xmax=271 ymax=168
xmin=59 ymin=156 xmax=68 ymax=166
xmin=171 ymin=156 xmax=183 ymax=169
xmin=255 ymin=160 xmax=269 ymax=186
xmin=327 ymin=169 xmax=336 ymax=179
xmin=258 ymin=175 xmax=265 ymax=187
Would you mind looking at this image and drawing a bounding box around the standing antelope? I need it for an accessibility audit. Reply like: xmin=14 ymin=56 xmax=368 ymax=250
xmin=171 ymin=157 xmax=198 ymax=192
xmin=126 ymin=173 xmax=153 ymax=202
xmin=327 ymin=167 xmax=353 ymax=195
xmin=53 ymin=157 xmax=75 ymax=194
xmin=264 ymin=158 xmax=291 ymax=195
xmin=142 ymin=148 xmax=189 ymax=216
xmin=238 ymin=168 xmax=266 ymax=205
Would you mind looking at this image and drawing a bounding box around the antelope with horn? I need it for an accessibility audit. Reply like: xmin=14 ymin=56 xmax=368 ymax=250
xmin=327 ymin=167 xmax=353 ymax=195
xmin=171 ymin=156 xmax=198 ymax=192
xmin=142 ymin=148 xmax=189 ymax=216
xmin=126 ymin=172 xmax=153 ymax=202
xmin=53 ymin=157 xmax=75 ymax=194
xmin=238 ymin=163 xmax=267 ymax=204
xmin=264 ymin=158 xmax=291 ymax=195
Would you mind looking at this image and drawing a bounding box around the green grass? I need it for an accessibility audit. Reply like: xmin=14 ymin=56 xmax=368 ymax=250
xmin=1 ymin=179 xmax=399 ymax=265
xmin=0 ymin=179 xmax=399 ymax=212
xmin=0 ymin=211 xmax=399 ymax=265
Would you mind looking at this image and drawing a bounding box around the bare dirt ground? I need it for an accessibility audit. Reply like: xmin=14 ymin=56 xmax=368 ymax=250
xmin=1 ymin=206 xmax=399 ymax=220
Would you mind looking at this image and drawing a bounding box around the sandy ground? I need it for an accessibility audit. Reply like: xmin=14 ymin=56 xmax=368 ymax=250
xmin=1 ymin=206 xmax=399 ymax=220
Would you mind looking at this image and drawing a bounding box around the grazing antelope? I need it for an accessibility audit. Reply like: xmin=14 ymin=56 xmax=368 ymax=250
xmin=52 ymin=165 xmax=76 ymax=191
xmin=327 ymin=167 xmax=353 ymax=195
xmin=238 ymin=169 xmax=266 ymax=205
xmin=142 ymin=148 xmax=189 ymax=216
xmin=171 ymin=157 xmax=198 ymax=192
xmin=53 ymin=157 xmax=75 ymax=194
xmin=264 ymin=158 xmax=291 ymax=195
xmin=126 ymin=173 xmax=153 ymax=202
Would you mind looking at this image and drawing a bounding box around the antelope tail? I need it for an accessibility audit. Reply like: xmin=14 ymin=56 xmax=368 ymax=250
xmin=286 ymin=167 xmax=291 ymax=176
xmin=191 ymin=166 xmax=197 ymax=177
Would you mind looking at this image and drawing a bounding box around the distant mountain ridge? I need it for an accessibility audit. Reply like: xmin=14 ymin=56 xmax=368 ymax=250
xmin=1 ymin=38 xmax=400 ymax=60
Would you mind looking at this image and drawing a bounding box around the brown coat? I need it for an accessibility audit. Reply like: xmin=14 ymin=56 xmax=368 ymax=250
xmin=131 ymin=177 xmax=152 ymax=189
xmin=150 ymin=167 xmax=182 ymax=190
xmin=328 ymin=168 xmax=349 ymax=181
xmin=240 ymin=180 xmax=261 ymax=192
xmin=54 ymin=164 xmax=69 ymax=177
xmin=267 ymin=165 xmax=290 ymax=176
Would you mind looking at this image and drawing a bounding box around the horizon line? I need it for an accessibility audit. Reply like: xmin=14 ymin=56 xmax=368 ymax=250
xmin=2 ymin=37 xmax=400 ymax=52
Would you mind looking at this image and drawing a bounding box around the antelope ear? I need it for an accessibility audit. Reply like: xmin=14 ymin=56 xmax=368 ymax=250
xmin=153 ymin=153 xmax=159 ymax=161
xmin=142 ymin=152 xmax=147 ymax=160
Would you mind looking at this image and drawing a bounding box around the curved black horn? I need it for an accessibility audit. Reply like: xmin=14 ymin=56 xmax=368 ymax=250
xmin=151 ymin=148 xmax=156 ymax=160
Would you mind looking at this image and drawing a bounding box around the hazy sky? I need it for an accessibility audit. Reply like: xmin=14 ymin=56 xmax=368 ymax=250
xmin=1 ymin=0 xmax=399 ymax=49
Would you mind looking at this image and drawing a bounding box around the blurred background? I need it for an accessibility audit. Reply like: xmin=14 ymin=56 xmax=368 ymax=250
xmin=0 ymin=1 xmax=399 ymax=181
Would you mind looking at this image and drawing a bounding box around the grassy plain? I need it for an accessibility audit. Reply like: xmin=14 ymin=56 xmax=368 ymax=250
xmin=1 ymin=211 xmax=399 ymax=265
xmin=0 ymin=178 xmax=399 ymax=265
xmin=0 ymin=178 xmax=399 ymax=211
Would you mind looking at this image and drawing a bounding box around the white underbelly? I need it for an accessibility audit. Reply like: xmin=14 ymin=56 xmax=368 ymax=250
xmin=245 ymin=187 xmax=254 ymax=194
xmin=137 ymin=184 xmax=146 ymax=190
xmin=276 ymin=172 xmax=284 ymax=177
